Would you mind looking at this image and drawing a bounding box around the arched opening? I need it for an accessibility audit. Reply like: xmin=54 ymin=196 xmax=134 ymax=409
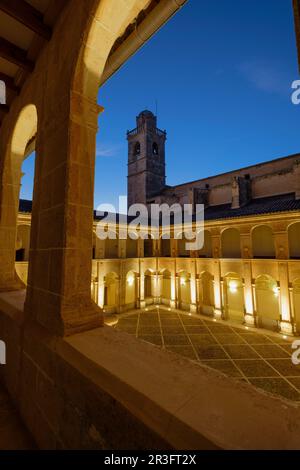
xmin=221 ymin=228 xmax=241 ymax=258
xmin=0 ymin=104 xmax=38 ymax=291
xmin=223 ymin=273 xmax=244 ymax=322
xmin=178 ymin=271 xmax=191 ymax=311
xmin=161 ymin=269 xmax=171 ymax=305
xmin=255 ymin=275 xmax=280 ymax=330
xmin=252 ymin=225 xmax=275 ymax=259
xmin=289 ymin=222 xmax=300 ymax=259
xmin=104 ymin=272 xmax=118 ymax=313
xmin=199 ymin=271 xmax=214 ymax=315
xmin=293 ymin=279 xmax=300 ymax=334
xmin=152 ymin=142 xmax=158 ymax=155
xmin=198 ymin=231 xmax=212 ymax=258
xmin=125 ymin=271 xmax=138 ymax=309
xmin=134 ymin=141 xmax=141 ymax=157
xmin=144 ymin=269 xmax=154 ymax=304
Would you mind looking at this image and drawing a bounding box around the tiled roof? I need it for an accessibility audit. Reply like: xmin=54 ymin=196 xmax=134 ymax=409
xmin=19 ymin=193 xmax=300 ymax=224
xmin=203 ymin=193 xmax=300 ymax=221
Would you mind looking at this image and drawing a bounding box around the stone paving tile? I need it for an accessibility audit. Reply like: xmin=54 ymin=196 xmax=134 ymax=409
xmin=184 ymin=325 xmax=209 ymax=334
xmin=234 ymin=360 xmax=280 ymax=378
xmin=201 ymin=360 xmax=243 ymax=378
xmin=160 ymin=318 xmax=182 ymax=326
xmin=286 ymin=377 xmax=300 ymax=390
xmin=161 ymin=325 xmax=186 ymax=335
xmin=223 ymin=344 xmax=259 ymax=359
xmin=180 ymin=316 xmax=204 ymax=325
xmin=212 ymin=333 xmax=247 ymax=345
xmin=138 ymin=326 xmax=162 ymax=335
xmin=267 ymin=359 xmax=300 ymax=377
xmin=189 ymin=334 xmax=217 ymax=346
xmin=205 ymin=324 xmax=233 ymax=334
xmin=249 ymin=378 xmax=300 ymax=402
xmin=163 ymin=334 xmax=190 ymax=346
xmin=241 ymin=333 xmax=273 ymax=345
xmin=251 ymin=344 xmax=290 ymax=359
xmin=139 ymin=335 xmax=163 ymax=346
xmin=196 ymin=345 xmax=228 ymax=360
xmin=165 ymin=346 xmax=198 ymax=361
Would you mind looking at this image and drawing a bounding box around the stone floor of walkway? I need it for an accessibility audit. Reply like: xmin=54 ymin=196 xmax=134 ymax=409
xmin=114 ymin=307 xmax=300 ymax=402
xmin=0 ymin=383 xmax=35 ymax=450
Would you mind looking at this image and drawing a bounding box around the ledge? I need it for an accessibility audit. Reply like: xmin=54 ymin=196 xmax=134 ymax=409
xmin=63 ymin=325 xmax=300 ymax=450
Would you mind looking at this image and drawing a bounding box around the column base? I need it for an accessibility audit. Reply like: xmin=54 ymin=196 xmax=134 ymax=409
xmin=170 ymin=300 xmax=176 ymax=309
xmin=138 ymin=300 xmax=146 ymax=309
xmin=214 ymin=308 xmax=222 ymax=319
xmin=190 ymin=303 xmax=197 ymax=314
xmin=244 ymin=314 xmax=256 ymax=327
xmin=280 ymin=321 xmax=294 ymax=336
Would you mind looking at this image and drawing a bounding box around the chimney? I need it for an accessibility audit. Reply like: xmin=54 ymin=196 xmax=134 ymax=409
xmin=231 ymin=175 xmax=252 ymax=209
xmin=293 ymin=159 xmax=300 ymax=200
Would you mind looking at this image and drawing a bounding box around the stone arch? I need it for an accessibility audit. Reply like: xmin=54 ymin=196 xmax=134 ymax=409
xmin=288 ymin=222 xmax=300 ymax=259
xmin=221 ymin=228 xmax=241 ymax=258
xmin=144 ymin=269 xmax=155 ymax=300
xmin=199 ymin=271 xmax=214 ymax=315
xmin=103 ymin=272 xmax=119 ymax=312
xmin=223 ymin=272 xmax=244 ymax=322
xmin=0 ymin=104 xmax=38 ymax=289
xmin=252 ymin=225 xmax=275 ymax=259
xmin=255 ymin=274 xmax=280 ymax=329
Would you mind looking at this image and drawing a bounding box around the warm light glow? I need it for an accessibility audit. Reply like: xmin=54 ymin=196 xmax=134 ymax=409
xmin=273 ymin=286 xmax=279 ymax=297
xmin=189 ymin=313 xmax=192 ymax=316
xmin=168 ymin=308 xmax=171 ymax=311
xmin=283 ymin=335 xmax=287 ymax=340
xmin=180 ymin=277 xmax=186 ymax=286
xmin=213 ymin=319 xmax=217 ymax=322
xmin=229 ymin=281 xmax=238 ymax=294
xmin=127 ymin=275 xmax=134 ymax=287
xmin=245 ymin=326 xmax=249 ymax=330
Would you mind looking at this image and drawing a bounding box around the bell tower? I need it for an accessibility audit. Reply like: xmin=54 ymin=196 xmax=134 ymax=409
xmin=127 ymin=110 xmax=167 ymax=207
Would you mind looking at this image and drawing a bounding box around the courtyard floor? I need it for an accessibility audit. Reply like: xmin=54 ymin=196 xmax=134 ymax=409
xmin=114 ymin=307 xmax=300 ymax=403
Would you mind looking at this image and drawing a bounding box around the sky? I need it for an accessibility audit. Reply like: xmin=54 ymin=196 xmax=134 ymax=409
xmin=21 ymin=0 xmax=300 ymax=210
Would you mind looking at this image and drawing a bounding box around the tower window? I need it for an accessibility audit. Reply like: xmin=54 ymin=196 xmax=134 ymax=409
xmin=152 ymin=143 xmax=159 ymax=155
xmin=134 ymin=142 xmax=141 ymax=156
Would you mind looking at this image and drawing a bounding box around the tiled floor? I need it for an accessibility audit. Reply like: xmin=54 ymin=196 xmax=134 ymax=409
xmin=0 ymin=384 xmax=35 ymax=449
xmin=114 ymin=308 xmax=300 ymax=402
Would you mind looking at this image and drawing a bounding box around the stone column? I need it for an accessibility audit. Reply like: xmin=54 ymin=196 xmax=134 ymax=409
xmin=24 ymin=93 xmax=103 ymax=335
xmin=171 ymin=238 xmax=178 ymax=258
xmin=137 ymin=238 xmax=144 ymax=258
xmin=213 ymin=260 xmax=222 ymax=318
xmin=243 ymin=260 xmax=255 ymax=326
xmin=240 ymin=227 xmax=252 ymax=259
xmin=118 ymin=239 xmax=126 ymax=259
xmin=138 ymin=260 xmax=146 ymax=309
xmin=278 ymin=261 xmax=293 ymax=334
xmin=190 ymin=259 xmax=197 ymax=313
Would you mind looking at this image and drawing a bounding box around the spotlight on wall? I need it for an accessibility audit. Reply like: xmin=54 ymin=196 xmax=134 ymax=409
xmin=273 ymin=286 xmax=279 ymax=297
xmin=229 ymin=281 xmax=238 ymax=294
xmin=127 ymin=275 xmax=134 ymax=287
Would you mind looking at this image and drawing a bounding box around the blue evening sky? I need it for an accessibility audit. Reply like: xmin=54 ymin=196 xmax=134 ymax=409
xmin=21 ymin=0 xmax=299 ymax=210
